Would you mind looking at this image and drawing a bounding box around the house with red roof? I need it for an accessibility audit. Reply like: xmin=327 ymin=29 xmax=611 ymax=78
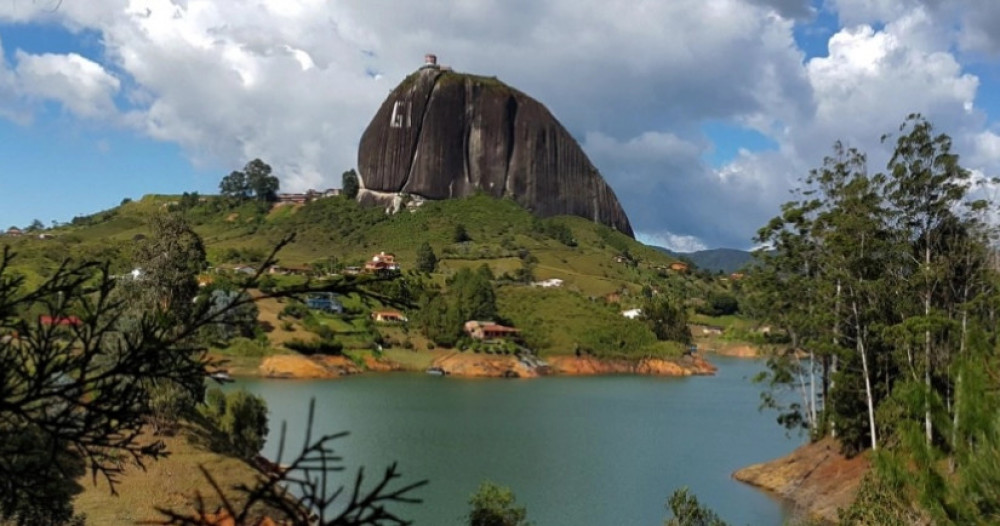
xmin=464 ymin=320 xmax=520 ymax=341
xmin=39 ymin=315 xmax=82 ymax=327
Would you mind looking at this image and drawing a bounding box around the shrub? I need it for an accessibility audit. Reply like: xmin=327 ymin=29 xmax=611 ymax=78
xmin=280 ymin=302 xmax=310 ymax=319
xmin=284 ymin=338 xmax=344 ymax=356
xmin=466 ymin=481 xmax=530 ymax=526
xmin=200 ymin=388 xmax=269 ymax=460
xmin=695 ymin=292 xmax=739 ymax=316
xmin=147 ymin=381 xmax=196 ymax=436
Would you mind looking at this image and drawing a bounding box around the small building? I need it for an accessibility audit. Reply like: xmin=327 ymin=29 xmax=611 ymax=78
xmin=216 ymin=264 xmax=256 ymax=275
xmin=464 ymin=320 xmax=520 ymax=341
xmin=364 ymin=252 xmax=400 ymax=275
xmin=730 ymin=272 xmax=746 ymax=281
xmin=371 ymin=310 xmax=407 ymax=323
xmin=532 ymin=278 xmax=564 ymax=288
xmin=621 ymin=308 xmax=642 ymax=319
xmin=39 ymin=315 xmax=82 ymax=327
xmin=698 ymin=325 xmax=724 ymax=336
xmin=669 ymin=262 xmax=689 ymax=273
xmin=274 ymin=189 xmax=337 ymax=205
xmin=269 ymin=264 xmax=312 ymax=276
xmin=276 ymin=193 xmax=310 ymax=205
xmin=306 ymin=293 xmax=343 ymax=314
xmin=5 ymin=227 xmax=22 ymax=237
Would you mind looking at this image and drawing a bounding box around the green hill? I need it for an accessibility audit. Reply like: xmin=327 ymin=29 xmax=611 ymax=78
xmin=3 ymin=193 xmax=734 ymax=358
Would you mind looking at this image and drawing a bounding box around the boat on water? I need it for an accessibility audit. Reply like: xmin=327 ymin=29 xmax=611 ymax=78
xmin=210 ymin=370 xmax=232 ymax=381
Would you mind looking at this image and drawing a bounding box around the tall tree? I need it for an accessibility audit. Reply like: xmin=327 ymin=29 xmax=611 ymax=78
xmin=130 ymin=213 xmax=207 ymax=321
xmin=884 ymin=114 xmax=974 ymax=446
xmin=641 ymin=295 xmax=691 ymax=344
xmin=749 ymin=115 xmax=997 ymax=466
xmin=416 ymin=242 xmax=438 ymax=273
xmin=342 ymin=169 xmax=360 ymax=200
xmin=244 ymin=158 xmax=279 ymax=202
xmin=219 ymin=170 xmax=250 ymax=202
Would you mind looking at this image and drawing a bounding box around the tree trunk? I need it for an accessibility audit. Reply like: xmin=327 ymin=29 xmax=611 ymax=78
xmin=830 ymin=279 xmax=841 ymax=438
xmin=852 ymin=296 xmax=878 ymax=451
xmin=952 ymin=292 xmax=968 ymax=462
xmin=924 ymin=245 xmax=933 ymax=446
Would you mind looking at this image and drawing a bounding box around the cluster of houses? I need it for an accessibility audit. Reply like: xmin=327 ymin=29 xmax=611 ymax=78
xmin=212 ymin=251 xmax=403 ymax=280
xmin=3 ymin=227 xmax=54 ymax=239
xmin=612 ymin=255 xmax=691 ymax=274
xmin=367 ymin=311 xmax=521 ymax=343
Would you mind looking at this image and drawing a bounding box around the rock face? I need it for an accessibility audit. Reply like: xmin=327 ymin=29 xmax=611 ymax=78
xmin=357 ymin=63 xmax=635 ymax=237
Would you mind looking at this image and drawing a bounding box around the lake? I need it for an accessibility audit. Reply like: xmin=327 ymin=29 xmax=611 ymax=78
xmin=230 ymin=356 xmax=799 ymax=525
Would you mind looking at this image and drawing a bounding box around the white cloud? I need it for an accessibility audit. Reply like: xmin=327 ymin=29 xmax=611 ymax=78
xmin=0 ymin=0 xmax=999 ymax=249
xmin=636 ymin=231 xmax=708 ymax=253
xmin=0 ymin=37 xmax=28 ymax=124
xmin=15 ymin=51 xmax=121 ymax=118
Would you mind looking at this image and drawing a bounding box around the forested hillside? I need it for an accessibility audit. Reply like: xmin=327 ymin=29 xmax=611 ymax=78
xmin=2 ymin=190 xmax=736 ymax=359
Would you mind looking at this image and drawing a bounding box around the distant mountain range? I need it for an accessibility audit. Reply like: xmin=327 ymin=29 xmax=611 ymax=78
xmin=655 ymin=247 xmax=754 ymax=274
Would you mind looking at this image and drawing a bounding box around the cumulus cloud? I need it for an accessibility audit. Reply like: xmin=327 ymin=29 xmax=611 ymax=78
xmin=0 ymin=38 xmax=28 ymax=123
xmin=0 ymin=0 xmax=998 ymax=249
xmin=15 ymin=51 xmax=121 ymax=118
xmin=829 ymin=0 xmax=1000 ymax=56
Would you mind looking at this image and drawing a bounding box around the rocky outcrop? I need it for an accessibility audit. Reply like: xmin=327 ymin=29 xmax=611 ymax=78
xmin=357 ymin=64 xmax=634 ymax=237
xmin=259 ymin=354 xmax=361 ymax=379
xmin=733 ymin=437 xmax=869 ymax=523
xmin=430 ymin=352 xmax=540 ymax=378
xmin=547 ymin=355 xmax=717 ymax=376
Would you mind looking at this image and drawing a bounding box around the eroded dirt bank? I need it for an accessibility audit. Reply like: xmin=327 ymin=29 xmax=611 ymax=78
xmin=249 ymin=352 xmax=716 ymax=379
xmin=733 ymin=437 xmax=869 ymax=523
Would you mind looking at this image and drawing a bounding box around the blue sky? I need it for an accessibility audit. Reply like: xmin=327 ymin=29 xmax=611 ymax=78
xmin=2 ymin=0 xmax=1000 ymax=250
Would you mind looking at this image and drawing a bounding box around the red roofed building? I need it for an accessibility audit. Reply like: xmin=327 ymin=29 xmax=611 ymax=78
xmin=39 ymin=315 xmax=82 ymax=327
xmin=464 ymin=320 xmax=520 ymax=341
xmin=364 ymin=251 xmax=400 ymax=275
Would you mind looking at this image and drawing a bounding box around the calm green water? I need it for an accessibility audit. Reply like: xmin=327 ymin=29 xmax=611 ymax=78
xmin=231 ymin=356 xmax=798 ymax=525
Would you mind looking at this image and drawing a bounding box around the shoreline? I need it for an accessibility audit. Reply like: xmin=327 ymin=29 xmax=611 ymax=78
xmin=732 ymin=437 xmax=869 ymax=524
xmin=222 ymin=350 xmax=719 ymax=380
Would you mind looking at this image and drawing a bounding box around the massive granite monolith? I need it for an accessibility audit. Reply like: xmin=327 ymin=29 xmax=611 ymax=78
xmin=357 ymin=58 xmax=634 ymax=237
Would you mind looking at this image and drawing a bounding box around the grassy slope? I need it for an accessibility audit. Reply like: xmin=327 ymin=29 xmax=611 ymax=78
xmin=72 ymin=425 xmax=270 ymax=524
xmin=5 ymin=194 xmax=739 ymax=358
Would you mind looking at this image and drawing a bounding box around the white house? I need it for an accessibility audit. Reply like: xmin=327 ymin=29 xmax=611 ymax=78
xmin=621 ymin=308 xmax=642 ymax=319
xmin=532 ymin=278 xmax=564 ymax=288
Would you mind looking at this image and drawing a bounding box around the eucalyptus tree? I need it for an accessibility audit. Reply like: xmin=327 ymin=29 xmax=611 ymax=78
xmin=748 ymin=195 xmax=828 ymax=435
xmin=883 ymin=114 xmax=978 ymax=446
xmin=751 ymin=142 xmax=895 ymax=451
xmin=809 ymin=144 xmax=896 ymax=452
